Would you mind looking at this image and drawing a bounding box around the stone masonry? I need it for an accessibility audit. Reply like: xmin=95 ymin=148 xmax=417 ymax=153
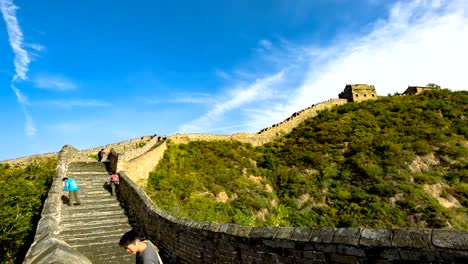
xmin=57 ymin=161 xmax=134 ymax=263
xmin=24 ymin=146 xmax=136 ymax=264
xmin=118 ymin=171 xmax=468 ymax=263
xmin=339 ymin=84 xmax=378 ymax=102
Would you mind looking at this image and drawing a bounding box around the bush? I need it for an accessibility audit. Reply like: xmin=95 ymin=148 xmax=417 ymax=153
xmin=0 ymin=157 xmax=56 ymax=263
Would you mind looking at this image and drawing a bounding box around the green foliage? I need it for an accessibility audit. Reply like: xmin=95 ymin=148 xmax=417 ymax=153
xmin=0 ymin=157 xmax=56 ymax=263
xmin=147 ymin=90 xmax=468 ymax=229
xmin=88 ymin=153 xmax=98 ymax=160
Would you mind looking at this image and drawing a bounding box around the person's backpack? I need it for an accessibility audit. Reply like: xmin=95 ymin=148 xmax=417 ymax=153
xmin=111 ymin=173 xmax=118 ymax=183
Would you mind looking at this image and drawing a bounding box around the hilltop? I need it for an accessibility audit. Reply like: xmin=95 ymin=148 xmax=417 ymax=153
xmin=145 ymin=89 xmax=468 ymax=229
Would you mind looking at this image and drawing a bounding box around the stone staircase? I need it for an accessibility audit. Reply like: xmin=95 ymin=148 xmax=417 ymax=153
xmin=58 ymin=161 xmax=135 ymax=264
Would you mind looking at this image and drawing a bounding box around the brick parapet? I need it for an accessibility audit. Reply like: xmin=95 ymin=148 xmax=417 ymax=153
xmin=1 ymin=136 xmax=155 ymax=166
xmin=168 ymin=99 xmax=347 ymax=147
xmin=118 ymin=135 xmax=164 ymax=161
xmin=118 ymin=140 xmax=168 ymax=184
xmin=117 ymin=171 xmax=468 ymax=263
xmin=23 ymin=145 xmax=92 ymax=264
xmin=80 ymin=135 xmax=155 ymax=156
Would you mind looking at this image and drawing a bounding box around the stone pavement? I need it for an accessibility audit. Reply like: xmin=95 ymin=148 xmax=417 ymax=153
xmin=58 ymin=161 xmax=135 ymax=264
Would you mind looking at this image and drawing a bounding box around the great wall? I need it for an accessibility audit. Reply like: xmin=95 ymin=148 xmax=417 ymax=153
xmin=4 ymin=84 xmax=467 ymax=263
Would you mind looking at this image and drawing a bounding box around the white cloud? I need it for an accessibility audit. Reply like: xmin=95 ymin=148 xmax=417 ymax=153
xmin=178 ymin=70 xmax=286 ymax=133
xmin=179 ymin=0 xmax=468 ymax=134
xmin=36 ymin=99 xmax=111 ymax=108
xmin=1 ymin=0 xmax=36 ymax=136
xmin=25 ymin=43 xmax=45 ymax=52
xmin=10 ymin=83 xmax=29 ymax=105
xmin=284 ymin=0 xmax=468 ymax=116
xmin=33 ymin=74 xmax=77 ymax=91
xmin=141 ymin=92 xmax=216 ymax=105
xmin=24 ymin=112 xmax=36 ymax=136
xmin=0 ymin=0 xmax=30 ymax=81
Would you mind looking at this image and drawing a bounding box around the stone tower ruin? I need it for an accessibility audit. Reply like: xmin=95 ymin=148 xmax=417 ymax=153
xmin=338 ymin=84 xmax=378 ymax=102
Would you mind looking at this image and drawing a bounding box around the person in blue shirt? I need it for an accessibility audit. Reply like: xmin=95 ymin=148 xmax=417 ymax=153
xmin=62 ymin=177 xmax=81 ymax=206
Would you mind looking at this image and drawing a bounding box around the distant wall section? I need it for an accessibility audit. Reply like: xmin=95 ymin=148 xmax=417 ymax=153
xmin=169 ymin=99 xmax=347 ymax=147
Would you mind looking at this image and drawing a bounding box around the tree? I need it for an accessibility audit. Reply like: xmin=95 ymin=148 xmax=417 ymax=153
xmin=426 ymin=83 xmax=441 ymax=89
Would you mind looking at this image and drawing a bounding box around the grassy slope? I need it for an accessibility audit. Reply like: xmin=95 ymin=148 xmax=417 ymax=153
xmin=146 ymin=89 xmax=468 ymax=229
xmin=0 ymin=157 xmax=56 ymax=263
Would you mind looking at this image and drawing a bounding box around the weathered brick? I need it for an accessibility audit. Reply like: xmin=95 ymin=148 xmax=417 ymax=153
xmin=432 ymin=229 xmax=468 ymax=250
xmin=359 ymin=228 xmax=392 ymax=247
xmin=392 ymin=228 xmax=432 ymax=248
xmin=310 ymin=227 xmax=336 ymax=243
xmin=333 ymin=228 xmax=361 ymax=246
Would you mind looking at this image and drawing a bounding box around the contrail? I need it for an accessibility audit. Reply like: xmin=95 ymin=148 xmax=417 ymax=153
xmin=1 ymin=0 xmax=36 ymax=136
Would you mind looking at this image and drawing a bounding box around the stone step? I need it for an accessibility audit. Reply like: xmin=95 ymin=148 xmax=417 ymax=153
xmin=60 ymin=208 xmax=128 ymax=225
xmin=68 ymin=161 xmax=107 ymax=172
xmin=92 ymin=254 xmax=134 ymax=264
xmin=61 ymin=210 xmax=132 ymax=223
xmin=61 ymin=228 xmax=132 ymax=243
xmin=61 ymin=197 xmax=119 ymax=207
xmin=61 ymin=208 xmax=133 ymax=223
xmin=66 ymin=233 xmax=125 ymax=249
xmin=60 ymin=220 xmax=134 ymax=234
xmin=67 ymin=172 xmax=109 ymax=176
xmin=61 ymin=206 xmax=124 ymax=218
xmin=91 ymin=254 xmax=134 ymax=264
xmin=70 ymin=177 xmax=109 ymax=182
xmin=72 ymin=244 xmax=134 ymax=264
xmin=60 ymin=223 xmax=133 ymax=237
xmin=75 ymin=189 xmax=112 ymax=196
xmin=58 ymin=168 xmax=133 ymax=263
xmin=74 ymin=185 xmax=110 ymax=190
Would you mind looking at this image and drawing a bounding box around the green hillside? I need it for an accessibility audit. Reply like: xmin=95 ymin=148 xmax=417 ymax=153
xmin=146 ymin=89 xmax=468 ymax=229
xmin=0 ymin=157 xmax=56 ymax=264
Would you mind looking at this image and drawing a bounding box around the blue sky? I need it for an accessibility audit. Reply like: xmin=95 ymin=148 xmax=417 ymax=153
xmin=1 ymin=0 xmax=467 ymax=160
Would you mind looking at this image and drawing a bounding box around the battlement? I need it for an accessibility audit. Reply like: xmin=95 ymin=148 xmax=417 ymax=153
xmin=403 ymin=85 xmax=439 ymax=95
xmin=339 ymin=84 xmax=378 ymax=102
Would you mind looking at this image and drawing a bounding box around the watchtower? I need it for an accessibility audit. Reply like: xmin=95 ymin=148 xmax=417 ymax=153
xmin=338 ymin=84 xmax=378 ymax=102
xmin=402 ymin=85 xmax=438 ymax=95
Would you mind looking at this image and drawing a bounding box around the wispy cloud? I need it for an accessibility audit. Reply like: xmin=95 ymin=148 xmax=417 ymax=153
xmin=0 ymin=0 xmax=30 ymax=81
xmin=215 ymin=69 xmax=231 ymax=80
xmin=178 ymin=70 xmax=286 ymax=133
xmin=1 ymin=0 xmax=36 ymax=136
xmin=180 ymin=0 xmax=468 ymax=134
xmin=25 ymin=43 xmax=45 ymax=52
xmin=141 ymin=92 xmax=216 ymax=105
xmin=35 ymin=99 xmax=111 ymax=108
xmin=259 ymin=39 xmax=273 ymax=50
xmin=33 ymin=74 xmax=77 ymax=91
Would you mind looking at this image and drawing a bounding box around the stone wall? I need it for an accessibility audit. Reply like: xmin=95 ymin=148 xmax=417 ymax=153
xmin=122 ymin=99 xmax=347 ymax=183
xmin=118 ymin=135 xmax=165 ymax=161
xmin=119 ymin=140 xmax=168 ymax=184
xmin=118 ymin=171 xmax=468 ymax=263
xmin=339 ymin=84 xmax=378 ymax=102
xmin=170 ymin=99 xmax=347 ymax=147
xmin=80 ymin=135 xmax=155 ymax=155
xmin=23 ymin=145 xmax=92 ymax=264
xmin=1 ymin=135 xmax=156 ymax=166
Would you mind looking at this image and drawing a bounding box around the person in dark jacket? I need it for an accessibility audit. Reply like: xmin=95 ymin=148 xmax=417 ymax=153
xmin=119 ymin=230 xmax=162 ymax=264
xmin=63 ymin=177 xmax=80 ymax=206
xmin=98 ymin=148 xmax=105 ymax=162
